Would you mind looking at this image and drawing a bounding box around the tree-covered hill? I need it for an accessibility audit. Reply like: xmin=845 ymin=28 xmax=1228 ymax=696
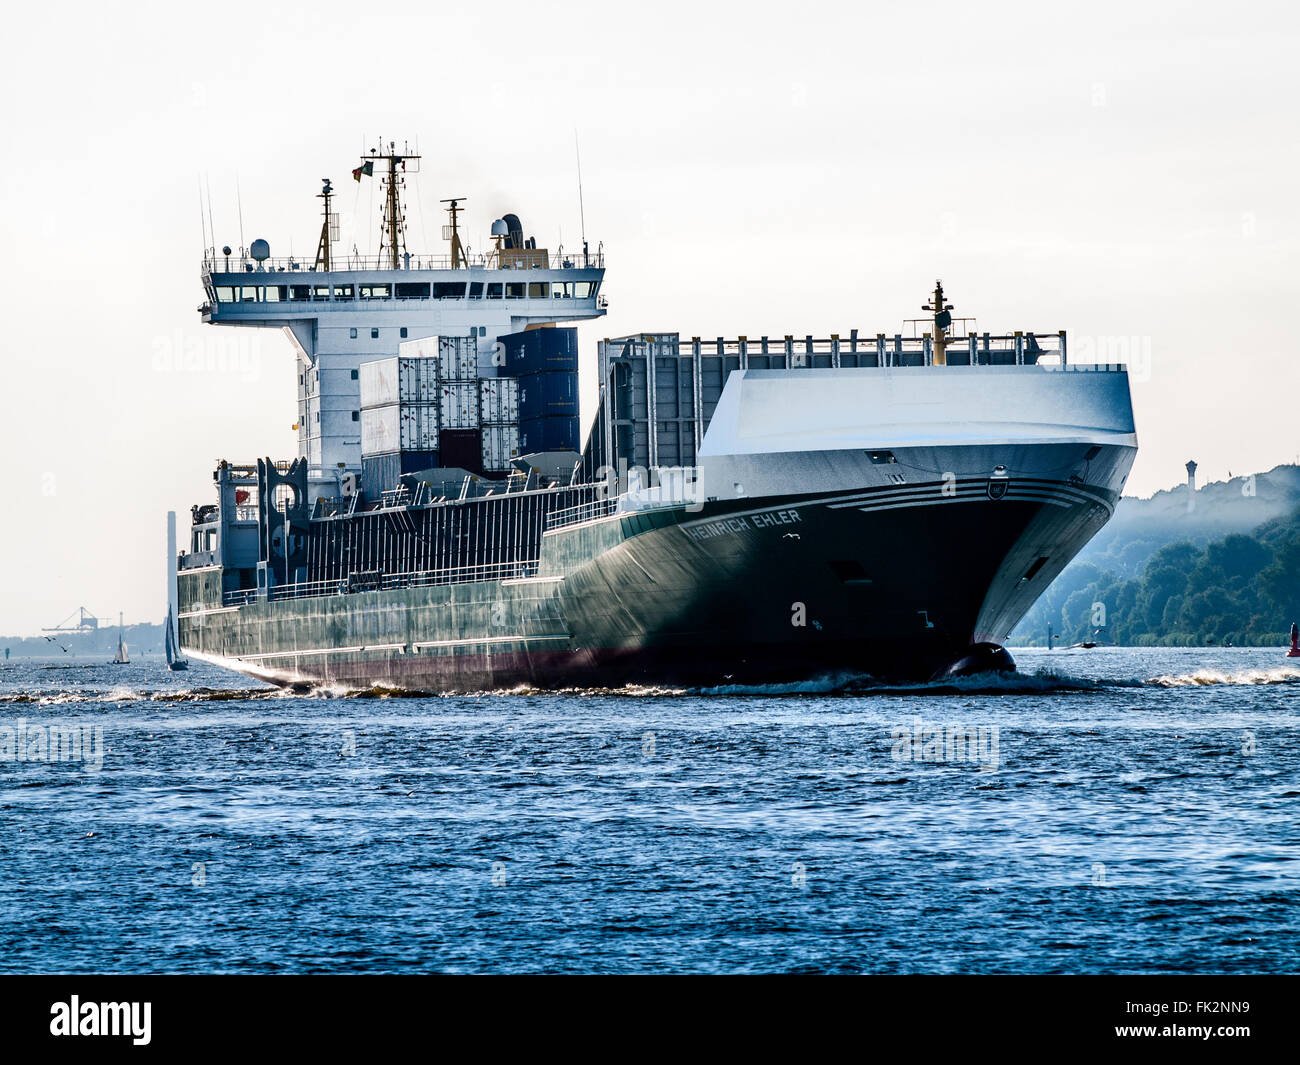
xmin=1013 ymin=464 xmax=1300 ymax=646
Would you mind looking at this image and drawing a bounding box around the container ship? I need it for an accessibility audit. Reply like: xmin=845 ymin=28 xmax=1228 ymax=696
xmin=174 ymin=141 xmax=1138 ymax=689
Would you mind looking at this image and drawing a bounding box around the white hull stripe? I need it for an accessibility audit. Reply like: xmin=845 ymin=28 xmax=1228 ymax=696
xmin=682 ymin=478 xmax=1111 ymax=530
xmin=855 ymin=493 xmax=1071 ymax=514
xmin=825 ymin=479 xmax=1107 ymax=512
xmin=237 ymin=642 xmax=407 ymax=662
xmin=412 ymin=634 xmax=570 ymax=650
xmin=212 ymin=634 xmax=573 ymax=663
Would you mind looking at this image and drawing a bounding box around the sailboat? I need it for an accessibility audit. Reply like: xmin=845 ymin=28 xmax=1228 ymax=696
xmin=164 ymin=510 xmax=189 ymax=671
xmin=110 ymin=611 xmax=129 ymax=665
xmin=165 ymin=604 xmax=189 ymax=671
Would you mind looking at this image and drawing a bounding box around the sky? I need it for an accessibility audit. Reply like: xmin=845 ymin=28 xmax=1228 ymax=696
xmin=0 ymin=0 xmax=1297 ymax=634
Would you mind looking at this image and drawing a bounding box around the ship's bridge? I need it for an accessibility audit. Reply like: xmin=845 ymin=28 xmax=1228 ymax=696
xmin=200 ymin=248 xmax=606 ymax=327
xmin=199 ymin=247 xmax=606 ymax=482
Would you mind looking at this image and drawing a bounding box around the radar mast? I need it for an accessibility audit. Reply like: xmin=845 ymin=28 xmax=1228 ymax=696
xmin=314 ymin=178 xmax=337 ymax=271
xmin=442 ymin=198 xmax=468 ymax=269
xmin=364 ymin=141 xmax=421 ymax=269
xmin=923 ymin=280 xmax=954 ymax=366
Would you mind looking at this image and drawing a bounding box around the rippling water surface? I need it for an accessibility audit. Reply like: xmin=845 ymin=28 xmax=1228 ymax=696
xmin=1 ymin=647 xmax=1297 ymax=973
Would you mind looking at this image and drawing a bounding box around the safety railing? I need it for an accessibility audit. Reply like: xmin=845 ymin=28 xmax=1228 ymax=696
xmin=545 ymin=496 xmax=619 ymax=531
xmin=202 ymin=248 xmax=605 ymax=276
xmin=220 ymin=559 xmax=540 ymax=607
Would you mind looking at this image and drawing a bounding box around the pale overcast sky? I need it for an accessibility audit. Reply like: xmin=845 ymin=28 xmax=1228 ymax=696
xmin=0 ymin=0 xmax=1297 ymax=634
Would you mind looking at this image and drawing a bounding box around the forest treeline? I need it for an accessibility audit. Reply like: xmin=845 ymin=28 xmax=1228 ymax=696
xmin=1019 ymin=509 xmax=1300 ymax=646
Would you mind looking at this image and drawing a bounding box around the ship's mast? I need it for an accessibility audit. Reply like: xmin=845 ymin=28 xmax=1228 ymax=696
xmin=442 ymin=198 xmax=468 ymax=269
xmin=363 ymin=141 xmax=421 ymax=269
xmin=922 ymin=280 xmax=954 ymax=366
xmin=314 ymin=178 xmax=336 ymax=271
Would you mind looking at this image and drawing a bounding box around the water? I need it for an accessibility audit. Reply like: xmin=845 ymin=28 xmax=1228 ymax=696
xmin=0 ymin=647 xmax=1297 ymax=974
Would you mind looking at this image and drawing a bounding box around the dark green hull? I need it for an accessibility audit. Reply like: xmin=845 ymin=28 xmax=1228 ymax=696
xmin=179 ymin=476 xmax=1116 ymax=689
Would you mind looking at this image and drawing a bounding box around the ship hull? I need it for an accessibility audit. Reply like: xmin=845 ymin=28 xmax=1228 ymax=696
xmin=179 ymin=472 xmax=1122 ymax=690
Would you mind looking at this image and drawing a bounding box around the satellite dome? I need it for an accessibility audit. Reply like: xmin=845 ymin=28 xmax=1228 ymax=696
xmin=490 ymin=219 xmax=509 ymax=237
xmin=250 ymin=238 xmax=271 ymax=262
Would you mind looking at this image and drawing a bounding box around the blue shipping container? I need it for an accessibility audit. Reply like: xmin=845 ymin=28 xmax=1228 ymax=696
xmin=496 ymin=327 xmax=578 ymax=376
xmin=519 ymin=416 xmax=580 ymax=454
xmin=518 ymin=371 xmax=579 ymax=420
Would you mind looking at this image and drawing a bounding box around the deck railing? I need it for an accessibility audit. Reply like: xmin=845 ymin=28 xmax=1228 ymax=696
xmin=221 ymin=559 xmax=540 ymax=607
xmin=202 ymin=248 xmax=605 ymax=276
xmin=544 ymin=496 xmax=619 ymax=530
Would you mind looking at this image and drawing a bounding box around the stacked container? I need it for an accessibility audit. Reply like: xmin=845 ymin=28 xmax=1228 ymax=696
xmin=438 ymin=335 xmax=479 ymax=383
xmin=497 ymin=327 xmax=580 ymax=457
xmin=479 ymin=377 xmax=521 ymax=472
xmin=358 ymin=352 xmax=441 ymax=493
xmin=436 ymin=334 xmax=482 ymax=472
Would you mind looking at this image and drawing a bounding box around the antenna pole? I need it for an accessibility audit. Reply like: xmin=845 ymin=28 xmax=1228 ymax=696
xmin=385 ymin=147 xmax=400 ymax=269
xmin=315 ymin=178 xmax=335 ymax=271
xmin=205 ymin=175 xmax=217 ymax=261
xmin=441 ymin=199 xmax=468 ymax=269
xmin=367 ymin=141 xmax=420 ymax=269
xmin=575 ymin=130 xmax=588 ymax=266
xmin=236 ymin=176 xmax=246 ymax=257
xmin=922 ymin=279 xmax=953 ymax=366
xmin=198 ymin=177 xmax=208 ymax=253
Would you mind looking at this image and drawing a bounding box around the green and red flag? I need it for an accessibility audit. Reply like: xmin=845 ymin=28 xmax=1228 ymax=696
xmin=351 ymin=160 xmax=374 ymax=182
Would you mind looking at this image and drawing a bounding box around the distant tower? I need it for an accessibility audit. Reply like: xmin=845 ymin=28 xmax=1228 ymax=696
xmin=1185 ymin=460 xmax=1197 ymax=513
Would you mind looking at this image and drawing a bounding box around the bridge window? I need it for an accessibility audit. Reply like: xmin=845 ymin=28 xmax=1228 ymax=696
xmin=240 ymin=286 xmax=260 ymax=301
xmin=359 ymin=284 xmax=391 ymax=300
xmin=552 ymin=282 xmax=573 ymax=299
xmin=505 ymin=282 xmax=525 ymax=299
xmin=574 ymin=281 xmax=595 ymax=298
xmin=265 ymin=286 xmax=284 ymax=302
xmin=333 ymin=285 xmax=354 ymax=300
xmin=468 ymin=282 xmax=484 ymax=299
xmin=214 ymin=286 xmax=237 ymax=302
xmin=314 ymin=286 xmax=331 ymax=300
xmin=433 ymin=282 xmax=466 ymax=299
xmin=486 ymin=283 xmax=503 ymax=299
xmin=528 ymin=282 xmax=549 ymax=298
xmin=290 ymin=286 xmax=312 ymax=301
xmin=395 ymin=282 xmax=429 ymax=299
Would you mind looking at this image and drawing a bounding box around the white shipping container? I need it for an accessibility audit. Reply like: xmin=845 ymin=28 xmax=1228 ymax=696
xmin=396 ymin=357 xmax=439 ymax=404
xmin=359 ymin=358 xmax=398 ymax=409
xmin=361 ymin=404 xmax=400 ymax=455
xmin=360 ymin=356 xmax=438 ymax=408
xmin=439 ymin=382 xmax=480 ymax=430
xmin=481 ymin=424 xmax=521 ymax=471
xmin=397 ymin=403 xmax=439 ymax=451
xmin=398 ymin=335 xmax=440 ymax=361
xmin=361 ymin=402 xmax=439 ymax=455
xmin=438 ymin=335 xmax=478 ymax=381
xmin=479 ymin=377 xmax=520 ymax=424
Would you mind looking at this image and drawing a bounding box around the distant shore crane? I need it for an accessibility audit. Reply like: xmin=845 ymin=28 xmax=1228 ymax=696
xmin=42 ymin=606 xmax=100 ymax=633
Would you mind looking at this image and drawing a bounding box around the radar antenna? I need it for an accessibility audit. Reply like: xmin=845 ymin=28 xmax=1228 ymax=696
xmin=441 ymin=198 xmax=468 ymax=270
xmin=922 ymin=280 xmax=954 ymax=366
xmin=314 ymin=178 xmax=338 ymax=271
